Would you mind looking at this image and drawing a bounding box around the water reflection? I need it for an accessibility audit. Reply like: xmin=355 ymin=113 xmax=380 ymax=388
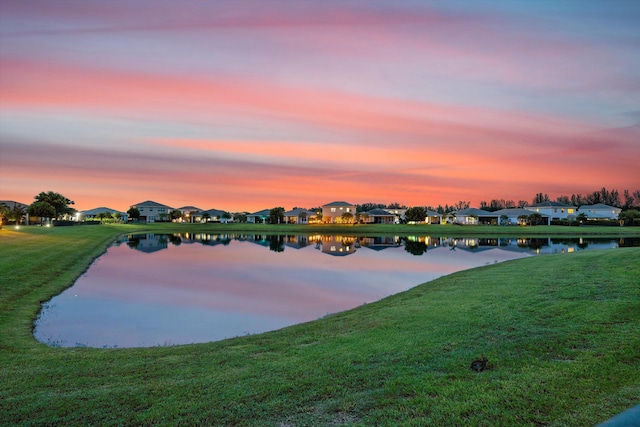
xmin=34 ymin=234 xmax=636 ymax=348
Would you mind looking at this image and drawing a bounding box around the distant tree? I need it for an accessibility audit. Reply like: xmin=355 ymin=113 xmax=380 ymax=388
xmin=500 ymin=215 xmax=509 ymax=226
xmin=576 ymin=213 xmax=588 ymax=224
xmin=2 ymin=204 xmax=26 ymax=224
xmin=170 ymin=209 xmax=182 ymax=221
xmin=528 ymin=213 xmax=544 ymax=225
xmin=112 ymin=211 xmax=122 ymax=222
xmin=405 ymin=206 xmax=427 ymax=223
xmin=28 ymin=201 xmax=56 ymax=226
xmin=517 ymin=200 xmax=529 ymax=208
xmin=517 ymin=214 xmax=529 ymax=226
xmin=127 ymin=207 xmax=140 ymax=220
xmin=386 ymin=202 xmax=405 ymax=209
xmin=556 ymin=195 xmax=571 ymax=205
xmin=619 ymin=209 xmax=640 ymax=226
xmin=33 ymin=191 xmax=75 ymax=219
xmin=221 ymin=212 xmax=232 ymax=222
xmin=234 ymin=212 xmax=247 ymax=223
xmin=0 ymin=203 xmax=8 ymax=229
xmin=269 ymin=207 xmax=285 ymax=224
xmin=341 ymin=212 xmax=354 ymax=224
xmin=623 ymin=190 xmax=635 ymax=209
xmin=453 ymin=201 xmax=470 ymax=210
xmin=202 ymin=212 xmax=210 ymax=222
xmin=532 ymin=193 xmax=550 ymax=205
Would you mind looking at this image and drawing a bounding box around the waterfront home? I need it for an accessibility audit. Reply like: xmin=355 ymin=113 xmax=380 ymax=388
xmin=177 ymin=206 xmax=203 ymax=223
xmin=451 ymin=208 xmax=496 ymax=225
xmin=203 ymin=208 xmax=231 ymax=223
xmin=362 ymin=208 xmax=395 ymax=224
xmin=426 ymin=210 xmax=443 ymax=224
xmin=247 ymin=209 xmax=271 ymax=223
xmin=322 ymin=201 xmax=356 ymax=223
xmin=284 ymin=208 xmax=317 ymax=224
xmin=493 ymin=208 xmax=550 ymax=225
xmin=529 ymin=201 xmax=576 ymax=221
xmin=130 ymin=200 xmax=173 ymax=222
xmin=78 ymin=207 xmax=129 ymax=222
xmin=577 ymin=203 xmax=621 ymax=221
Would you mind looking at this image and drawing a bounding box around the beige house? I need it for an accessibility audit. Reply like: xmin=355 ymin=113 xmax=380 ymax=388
xmin=322 ymin=201 xmax=356 ymax=224
xmin=284 ymin=208 xmax=318 ymax=224
xmin=130 ymin=200 xmax=173 ymax=222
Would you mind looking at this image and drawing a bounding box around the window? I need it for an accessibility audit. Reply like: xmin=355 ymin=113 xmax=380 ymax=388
xmin=346 ymin=208 xmax=351 ymax=212
xmin=331 ymin=208 xmax=336 ymax=212
xmin=568 ymin=208 xmax=574 ymax=214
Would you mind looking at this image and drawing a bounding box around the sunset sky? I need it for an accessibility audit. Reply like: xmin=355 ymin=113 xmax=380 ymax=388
xmin=1 ymin=1 xmax=639 ymax=212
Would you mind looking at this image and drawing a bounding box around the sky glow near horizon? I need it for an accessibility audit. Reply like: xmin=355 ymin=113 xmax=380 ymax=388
xmin=1 ymin=1 xmax=639 ymax=212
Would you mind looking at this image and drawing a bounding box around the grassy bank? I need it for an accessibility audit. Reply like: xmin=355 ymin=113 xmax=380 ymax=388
xmin=1 ymin=224 xmax=639 ymax=426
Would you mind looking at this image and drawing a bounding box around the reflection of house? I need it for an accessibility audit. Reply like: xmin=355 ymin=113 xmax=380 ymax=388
xmin=130 ymin=200 xmax=173 ymax=222
xmin=127 ymin=234 xmax=169 ymax=253
xmin=282 ymin=234 xmax=312 ymax=249
xmin=360 ymin=236 xmax=401 ymax=250
xmin=79 ymin=207 xmax=128 ymax=222
xmin=247 ymin=209 xmax=271 ymax=223
xmin=452 ymin=208 xmax=496 ymax=225
xmin=493 ymin=208 xmax=549 ymax=225
xmin=177 ymin=206 xmax=203 ymax=223
xmin=529 ymin=202 xmax=576 ymax=221
xmin=362 ymin=209 xmax=395 ymax=224
xmin=284 ymin=208 xmax=317 ymax=224
xmin=577 ymin=204 xmax=621 ymax=220
xmin=322 ymin=201 xmax=356 ymax=224
xmin=311 ymin=235 xmax=357 ymax=256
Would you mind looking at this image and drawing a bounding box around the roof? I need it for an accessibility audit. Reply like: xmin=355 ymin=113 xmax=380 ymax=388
xmin=204 ymin=208 xmax=227 ymax=217
xmin=131 ymin=200 xmax=173 ymax=209
xmin=284 ymin=208 xmax=316 ymax=216
xmin=426 ymin=210 xmax=443 ymax=217
xmin=455 ymin=208 xmax=494 ymax=216
xmin=247 ymin=209 xmax=271 ymax=217
xmin=530 ymin=201 xmax=576 ymax=208
xmin=177 ymin=206 xmax=202 ymax=212
xmin=364 ymin=208 xmax=393 ymax=216
xmin=80 ymin=207 xmax=126 ymax=215
xmin=323 ymin=201 xmax=354 ymax=207
xmin=578 ymin=203 xmax=621 ymax=211
xmin=0 ymin=200 xmax=29 ymax=209
xmin=493 ymin=208 xmax=548 ymax=217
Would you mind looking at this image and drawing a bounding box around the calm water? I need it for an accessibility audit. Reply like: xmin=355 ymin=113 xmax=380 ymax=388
xmin=34 ymin=233 xmax=635 ymax=348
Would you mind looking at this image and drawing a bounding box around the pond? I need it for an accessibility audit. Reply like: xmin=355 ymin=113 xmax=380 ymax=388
xmin=33 ymin=233 xmax=637 ymax=348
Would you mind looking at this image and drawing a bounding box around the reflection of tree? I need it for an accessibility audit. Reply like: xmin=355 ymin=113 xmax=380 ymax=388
xmin=127 ymin=235 xmax=141 ymax=249
xmin=404 ymin=240 xmax=428 ymax=256
xmin=267 ymin=235 xmax=285 ymax=252
xmin=528 ymin=238 xmax=546 ymax=250
xmin=168 ymin=234 xmax=182 ymax=246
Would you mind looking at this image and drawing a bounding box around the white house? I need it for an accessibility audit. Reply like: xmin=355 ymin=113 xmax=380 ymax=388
xmin=577 ymin=203 xmax=621 ymax=221
xmin=493 ymin=208 xmax=550 ymax=225
xmin=247 ymin=209 xmax=271 ymax=223
xmin=130 ymin=200 xmax=173 ymax=222
xmin=361 ymin=208 xmax=395 ymax=224
xmin=529 ymin=201 xmax=576 ymax=221
xmin=451 ymin=208 xmax=496 ymax=225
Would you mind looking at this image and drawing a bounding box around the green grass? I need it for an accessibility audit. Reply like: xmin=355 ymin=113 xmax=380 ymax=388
xmin=1 ymin=223 xmax=639 ymax=426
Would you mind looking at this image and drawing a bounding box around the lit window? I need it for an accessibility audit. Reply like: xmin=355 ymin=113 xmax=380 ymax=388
xmin=331 ymin=208 xmax=336 ymax=212
xmin=331 ymin=246 xmax=336 ymax=251
xmin=568 ymin=209 xmax=574 ymax=213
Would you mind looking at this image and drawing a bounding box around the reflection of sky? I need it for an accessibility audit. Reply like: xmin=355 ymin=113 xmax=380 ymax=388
xmin=34 ymin=235 xmax=619 ymax=348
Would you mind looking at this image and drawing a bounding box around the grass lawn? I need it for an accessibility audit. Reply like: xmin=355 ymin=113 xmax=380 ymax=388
xmin=1 ymin=223 xmax=639 ymax=426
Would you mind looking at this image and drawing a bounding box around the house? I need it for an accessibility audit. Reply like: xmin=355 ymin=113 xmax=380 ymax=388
xmin=0 ymin=200 xmax=29 ymax=224
xmin=130 ymin=200 xmax=173 ymax=222
xmin=450 ymin=208 xmax=497 ymax=225
xmin=78 ymin=207 xmax=128 ymax=222
xmin=322 ymin=201 xmax=356 ymax=224
xmin=247 ymin=209 xmax=271 ymax=223
xmin=177 ymin=206 xmax=203 ymax=223
xmin=577 ymin=203 xmax=621 ymax=221
xmin=284 ymin=208 xmax=317 ymax=224
xmin=493 ymin=208 xmax=550 ymax=225
xmin=426 ymin=210 xmax=443 ymax=224
xmin=529 ymin=201 xmax=576 ymax=221
xmin=385 ymin=208 xmax=407 ymax=224
xmin=203 ymin=208 xmax=232 ymax=223
xmin=361 ymin=208 xmax=395 ymax=224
